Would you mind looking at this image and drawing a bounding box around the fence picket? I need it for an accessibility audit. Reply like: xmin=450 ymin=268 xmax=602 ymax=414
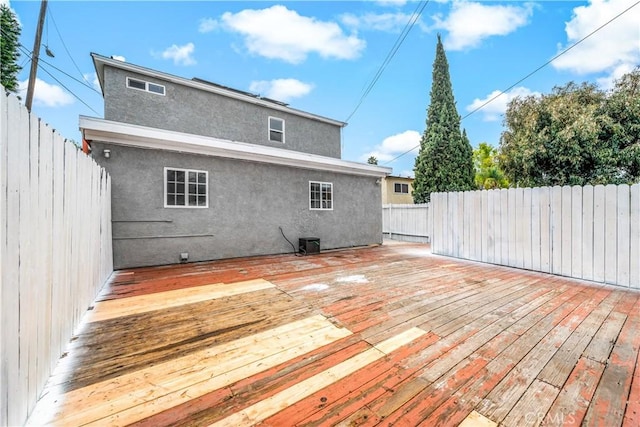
xmin=631 ymin=184 xmax=640 ymax=289
xmin=617 ymin=185 xmax=630 ymax=287
xmin=582 ymin=185 xmax=594 ymax=281
xmin=604 ymin=184 xmax=617 ymax=284
xmin=571 ymin=186 xmax=582 ymax=278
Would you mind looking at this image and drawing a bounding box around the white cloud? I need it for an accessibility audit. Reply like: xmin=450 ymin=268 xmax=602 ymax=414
xmin=111 ymin=55 xmax=126 ymax=62
xmin=249 ymin=79 xmax=314 ymax=102
xmin=18 ymin=78 xmax=74 ymax=108
xmin=158 ymin=42 xmax=196 ymax=66
xmin=466 ymin=86 xmax=540 ymax=122
xmin=83 ymin=72 xmax=101 ymax=91
xmin=341 ymin=12 xmax=426 ymax=33
xmin=220 ymin=5 xmax=365 ymax=64
xmin=552 ymin=0 xmax=640 ymax=79
xmin=597 ymin=63 xmax=636 ymax=90
xmin=374 ymin=0 xmax=408 ymax=7
xmin=198 ymin=18 xmax=218 ymax=33
xmin=361 ymin=130 xmax=421 ymax=163
xmin=432 ymin=2 xmax=534 ymax=50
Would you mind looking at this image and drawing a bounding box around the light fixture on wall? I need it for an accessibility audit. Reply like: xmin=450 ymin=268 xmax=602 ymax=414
xmin=376 ymin=179 xmax=381 ymax=185
xmin=103 ymin=149 xmax=111 ymax=158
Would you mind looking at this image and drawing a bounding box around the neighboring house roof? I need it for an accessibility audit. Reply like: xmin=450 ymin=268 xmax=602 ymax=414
xmin=91 ymin=53 xmax=347 ymax=128
xmin=80 ymin=116 xmax=392 ymax=178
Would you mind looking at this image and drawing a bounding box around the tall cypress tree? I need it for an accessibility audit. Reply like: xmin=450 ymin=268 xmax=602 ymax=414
xmin=1 ymin=4 xmax=22 ymax=93
xmin=413 ymin=35 xmax=474 ymax=203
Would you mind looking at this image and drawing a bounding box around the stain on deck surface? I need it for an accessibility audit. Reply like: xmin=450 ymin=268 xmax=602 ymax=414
xmin=28 ymin=241 xmax=640 ymax=426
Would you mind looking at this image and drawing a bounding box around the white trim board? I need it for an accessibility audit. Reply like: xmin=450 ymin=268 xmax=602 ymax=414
xmin=80 ymin=116 xmax=392 ymax=178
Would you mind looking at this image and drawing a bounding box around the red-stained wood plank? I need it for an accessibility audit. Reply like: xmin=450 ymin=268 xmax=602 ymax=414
xmin=583 ymin=295 xmax=640 ymax=427
xmin=542 ymin=357 xmax=606 ymax=427
xmin=262 ymin=331 xmax=440 ymax=427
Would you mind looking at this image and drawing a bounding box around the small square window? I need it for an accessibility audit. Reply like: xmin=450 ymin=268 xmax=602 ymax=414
xmin=310 ymin=181 xmax=333 ymax=210
xmin=165 ymin=167 xmax=208 ymax=208
xmin=269 ymin=117 xmax=285 ymax=143
xmin=394 ymin=183 xmax=409 ymax=194
xmin=148 ymin=83 xmax=165 ymax=95
xmin=127 ymin=78 xmax=146 ymax=90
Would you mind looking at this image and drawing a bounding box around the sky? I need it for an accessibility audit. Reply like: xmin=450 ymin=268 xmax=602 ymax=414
xmin=4 ymin=0 xmax=640 ymax=177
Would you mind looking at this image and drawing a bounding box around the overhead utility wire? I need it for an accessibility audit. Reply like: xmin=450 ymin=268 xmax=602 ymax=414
xmin=344 ymin=0 xmax=430 ymax=123
xmin=382 ymin=0 xmax=640 ymax=166
xmin=13 ymin=40 xmax=100 ymax=94
xmin=47 ymin=5 xmax=93 ymax=87
xmin=13 ymin=40 xmax=100 ymax=115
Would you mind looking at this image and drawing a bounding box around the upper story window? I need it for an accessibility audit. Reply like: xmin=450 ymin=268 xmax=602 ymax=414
xmin=127 ymin=77 xmax=165 ymax=96
xmin=394 ymin=183 xmax=409 ymax=194
xmin=269 ymin=117 xmax=285 ymax=143
xmin=310 ymin=181 xmax=332 ymax=210
xmin=165 ymin=167 xmax=208 ymax=208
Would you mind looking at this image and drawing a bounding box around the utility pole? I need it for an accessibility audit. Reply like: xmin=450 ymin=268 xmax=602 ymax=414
xmin=25 ymin=0 xmax=47 ymax=112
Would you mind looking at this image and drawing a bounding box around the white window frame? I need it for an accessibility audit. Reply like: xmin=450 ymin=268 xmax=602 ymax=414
xmin=268 ymin=116 xmax=285 ymax=143
xmin=127 ymin=77 xmax=165 ymax=96
xmin=309 ymin=181 xmax=333 ymax=211
xmin=164 ymin=167 xmax=208 ymax=208
xmin=394 ymin=183 xmax=409 ymax=194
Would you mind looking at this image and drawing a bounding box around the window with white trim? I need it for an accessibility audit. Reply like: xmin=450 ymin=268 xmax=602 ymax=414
xmin=394 ymin=183 xmax=409 ymax=194
xmin=127 ymin=77 xmax=166 ymax=95
xmin=269 ymin=117 xmax=285 ymax=143
xmin=164 ymin=167 xmax=208 ymax=208
xmin=309 ymin=181 xmax=332 ymax=210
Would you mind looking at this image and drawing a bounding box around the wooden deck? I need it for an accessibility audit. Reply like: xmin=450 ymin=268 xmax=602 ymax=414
xmin=28 ymin=241 xmax=640 ymax=426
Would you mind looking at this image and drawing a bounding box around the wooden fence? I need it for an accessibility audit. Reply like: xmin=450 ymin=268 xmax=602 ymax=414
xmin=0 ymin=90 xmax=113 ymax=425
xmin=431 ymin=185 xmax=640 ymax=289
xmin=382 ymin=203 xmax=431 ymax=243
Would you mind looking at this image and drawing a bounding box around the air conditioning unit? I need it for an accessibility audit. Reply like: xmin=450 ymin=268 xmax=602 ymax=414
xmin=299 ymin=237 xmax=320 ymax=255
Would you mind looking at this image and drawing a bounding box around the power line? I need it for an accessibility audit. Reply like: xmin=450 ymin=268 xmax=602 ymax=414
xmin=37 ymin=64 xmax=100 ymax=115
xmin=344 ymin=0 xmax=430 ymax=123
xmin=14 ymin=40 xmax=99 ymax=94
xmin=382 ymin=0 xmax=640 ymax=166
xmin=47 ymin=4 xmax=93 ymax=88
xmin=11 ymin=39 xmax=101 ymax=115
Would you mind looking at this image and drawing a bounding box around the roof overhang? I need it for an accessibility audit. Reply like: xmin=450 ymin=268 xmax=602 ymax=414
xmin=91 ymin=53 xmax=347 ymax=128
xmin=80 ymin=116 xmax=392 ymax=178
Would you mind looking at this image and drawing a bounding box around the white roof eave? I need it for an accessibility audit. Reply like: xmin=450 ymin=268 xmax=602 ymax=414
xmin=80 ymin=116 xmax=392 ymax=178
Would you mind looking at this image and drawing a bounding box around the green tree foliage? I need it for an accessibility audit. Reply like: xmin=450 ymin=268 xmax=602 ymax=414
xmin=500 ymin=68 xmax=640 ymax=187
xmin=413 ymin=35 xmax=474 ymax=203
xmin=474 ymin=142 xmax=509 ymax=189
xmin=0 ymin=4 xmax=22 ymax=93
xmin=367 ymin=156 xmax=378 ymax=165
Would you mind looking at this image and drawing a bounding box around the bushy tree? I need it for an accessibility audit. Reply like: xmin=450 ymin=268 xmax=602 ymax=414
xmin=500 ymin=69 xmax=640 ymax=187
xmin=474 ymin=142 xmax=509 ymax=189
xmin=1 ymin=4 xmax=22 ymax=93
xmin=413 ymin=35 xmax=474 ymax=203
xmin=367 ymin=156 xmax=378 ymax=165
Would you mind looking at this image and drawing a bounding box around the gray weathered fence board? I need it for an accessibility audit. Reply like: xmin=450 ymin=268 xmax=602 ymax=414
xmin=0 ymin=90 xmax=113 ymax=425
xmin=432 ymin=184 xmax=640 ymax=289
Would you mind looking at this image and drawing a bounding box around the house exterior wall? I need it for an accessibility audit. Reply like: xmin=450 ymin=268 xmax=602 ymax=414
xmin=102 ymin=66 xmax=342 ymax=158
xmin=382 ymin=176 xmax=414 ymax=204
xmin=91 ymin=142 xmax=382 ymax=269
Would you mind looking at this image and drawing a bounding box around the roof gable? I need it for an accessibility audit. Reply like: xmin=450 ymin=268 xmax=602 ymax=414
xmin=91 ymin=53 xmax=346 ymax=128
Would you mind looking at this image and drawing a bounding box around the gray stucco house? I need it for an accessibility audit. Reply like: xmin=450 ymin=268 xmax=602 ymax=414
xmin=81 ymin=53 xmax=391 ymax=269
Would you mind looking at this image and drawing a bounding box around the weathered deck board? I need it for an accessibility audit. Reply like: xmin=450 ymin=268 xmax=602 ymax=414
xmin=26 ymin=242 xmax=640 ymax=427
